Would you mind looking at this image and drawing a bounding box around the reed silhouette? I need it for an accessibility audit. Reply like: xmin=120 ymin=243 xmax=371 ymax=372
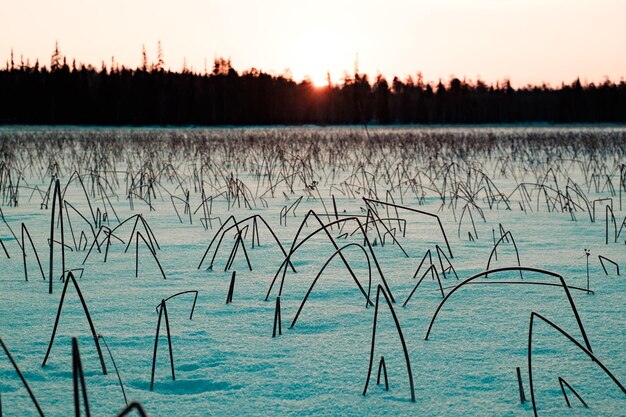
xmin=0 ymin=338 xmax=45 ymax=416
xmin=363 ymin=285 xmax=415 ymax=402
xmin=72 ymin=337 xmax=91 ymax=417
xmin=150 ymin=299 xmax=175 ymax=391
xmin=558 ymin=377 xmax=588 ymax=408
xmin=42 ymin=271 xmax=108 ymax=375
xmin=527 ymin=312 xmax=625 ymax=416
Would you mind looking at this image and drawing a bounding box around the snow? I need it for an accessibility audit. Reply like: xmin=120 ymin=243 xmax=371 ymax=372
xmin=0 ymin=126 xmax=624 ymax=416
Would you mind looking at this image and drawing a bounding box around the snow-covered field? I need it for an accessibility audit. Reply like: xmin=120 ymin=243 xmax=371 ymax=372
xmin=0 ymin=126 xmax=624 ymax=416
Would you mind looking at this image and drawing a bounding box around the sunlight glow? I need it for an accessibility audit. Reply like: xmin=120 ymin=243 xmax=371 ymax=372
xmin=294 ymin=31 xmax=339 ymax=87
xmin=0 ymin=0 xmax=624 ymax=86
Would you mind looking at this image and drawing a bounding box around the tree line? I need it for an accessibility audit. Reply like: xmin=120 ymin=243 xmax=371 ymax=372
xmin=1 ymin=45 xmax=625 ymax=125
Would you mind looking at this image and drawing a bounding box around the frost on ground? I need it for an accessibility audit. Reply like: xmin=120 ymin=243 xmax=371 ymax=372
xmin=0 ymin=126 xmax=624 ymax=416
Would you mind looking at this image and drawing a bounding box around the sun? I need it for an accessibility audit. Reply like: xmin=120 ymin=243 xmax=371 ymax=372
xmin=293 ymin=30 xmax=345 ymax=88
xmin=310 ymin=73 xmax=329 ymax=88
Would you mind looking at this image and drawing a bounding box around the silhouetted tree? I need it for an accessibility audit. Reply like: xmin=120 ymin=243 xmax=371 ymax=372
xmin=373 ymin=75 xmax=390 ymax=124
xmin=141 ymin=45 xmax=148 ymax=72
xmin=1 ymin=48 xmax=625 ymax=125
xmin=153 ymin=41 xmax=164 ymax=72
xmin=50 ymin=41 xmax=62 ymax=71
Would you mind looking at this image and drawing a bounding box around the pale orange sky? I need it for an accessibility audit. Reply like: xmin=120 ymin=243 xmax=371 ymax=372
xmin=1 ymin=0 xmax=625 ymax=87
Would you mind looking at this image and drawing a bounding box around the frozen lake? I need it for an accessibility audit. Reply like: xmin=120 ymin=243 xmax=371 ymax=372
xmin=0 ymin=126 xmax=624 ymax=416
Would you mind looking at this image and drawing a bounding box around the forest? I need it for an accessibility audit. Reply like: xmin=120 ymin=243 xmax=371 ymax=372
xmin=1 ymin=45 xmax=625 ymax=125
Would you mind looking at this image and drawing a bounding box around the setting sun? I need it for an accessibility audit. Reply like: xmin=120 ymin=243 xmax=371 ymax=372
xmin=288 ymin=29 xmax=350 ymax=87
xmin=310 ymin=75 xmax=329 ymax=88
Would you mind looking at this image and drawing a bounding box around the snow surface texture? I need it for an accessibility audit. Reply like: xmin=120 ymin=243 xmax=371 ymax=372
xmin=0 ymin=126 xmax=624 ymax=416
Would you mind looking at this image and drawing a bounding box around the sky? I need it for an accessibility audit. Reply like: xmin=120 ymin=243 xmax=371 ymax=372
xmin=1 ymin=0 xmax=625 ymax=87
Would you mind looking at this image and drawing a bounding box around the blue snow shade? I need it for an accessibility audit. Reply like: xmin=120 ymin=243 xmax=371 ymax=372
xmin=0 ymin=126 xmax=624 ymax=416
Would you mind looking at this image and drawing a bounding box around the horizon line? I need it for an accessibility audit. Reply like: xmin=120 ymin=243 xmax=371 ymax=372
xmin=3 ymin=42 xmax=625 ymax=89
xmin=4 ymin=48 xmax=625 ymax=90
